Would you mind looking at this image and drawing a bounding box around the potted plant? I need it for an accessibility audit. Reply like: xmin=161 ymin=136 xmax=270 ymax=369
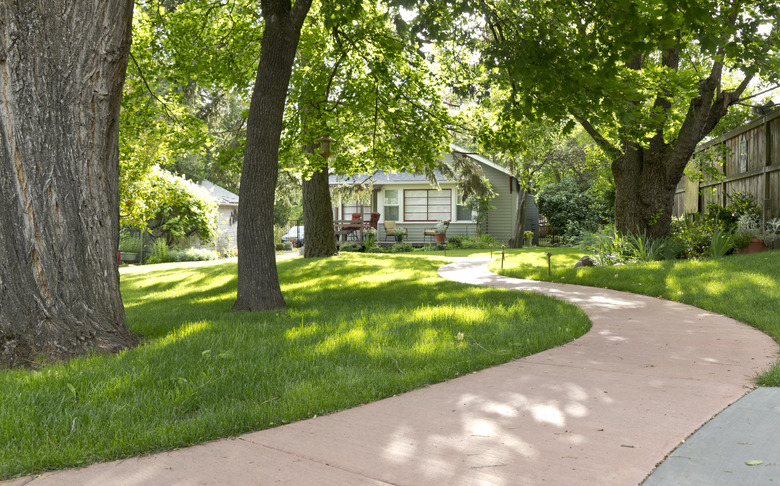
xmin=434 ymin=220 xmax=449 ymax=243
xmin=394 ymin=227 xmax=406 ymax=243
xmin=735 ymin=215 xmax=777 ymax=254
xmin=364 ymin=227 xmax=376 ymax=249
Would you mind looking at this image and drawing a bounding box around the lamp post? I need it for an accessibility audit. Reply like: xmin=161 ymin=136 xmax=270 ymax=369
xmin=316 ymin=133 xmax=336 ymax=160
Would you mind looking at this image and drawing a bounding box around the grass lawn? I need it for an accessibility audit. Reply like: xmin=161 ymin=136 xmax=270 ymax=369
xmin=491 ymin=247 xmax=780 ymax=385
xmin=0 ymin=253 xmax=589 ymax=480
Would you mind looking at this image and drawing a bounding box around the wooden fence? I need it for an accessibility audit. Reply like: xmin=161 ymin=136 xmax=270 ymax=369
xmin=673 ymin=108 xmax=780 ymax=222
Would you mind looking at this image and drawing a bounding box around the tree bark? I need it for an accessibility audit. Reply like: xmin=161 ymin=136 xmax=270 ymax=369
xmin=507 ymin=187 xmax=528 ymax=248
xmin=0 ymin=1 xmax=138 ymax=368
xmin=302 ymin=166 xmax=338 ymax=258
xmin=232 ymin=0 xmax=312 ymax=311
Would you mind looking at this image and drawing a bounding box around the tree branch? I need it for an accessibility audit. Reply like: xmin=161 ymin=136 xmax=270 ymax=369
xmin=572 ymin=113 xmax=621 ymax=159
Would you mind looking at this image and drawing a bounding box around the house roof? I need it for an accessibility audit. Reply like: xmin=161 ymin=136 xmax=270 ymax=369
xmin=198 ymin=180 xmax=239 ymax=206
xmin=449 ymin=143 xmax=513 ymax=177
xmin=329 ymin=143 xmax=510 ymax=186
xmin=329 ymin=169 xmax=450 ymax=185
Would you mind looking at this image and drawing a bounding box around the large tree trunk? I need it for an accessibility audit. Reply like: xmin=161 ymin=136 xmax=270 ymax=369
xmin=232 ymin=0 xmax=312 ymax=312
xmin=0 ymin=2 xmax=138 ymax=368
xmin=612 ymin=140 xmax=699 ymax=238
xmin=302 ymin=166 xmax=338 ymax=258
xmin=507 ymin=187 xmax=528 ymax=248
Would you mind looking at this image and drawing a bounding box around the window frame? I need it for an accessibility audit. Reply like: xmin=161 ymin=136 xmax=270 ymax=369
xmin=403 ymin=188 xmax=452 ymax=222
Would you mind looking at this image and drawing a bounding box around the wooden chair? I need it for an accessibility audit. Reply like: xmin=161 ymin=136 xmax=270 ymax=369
xmin=368 ymin=212 xmax=380 ymax=230
xmin=383 ymin=220 xmax=406 ymax=241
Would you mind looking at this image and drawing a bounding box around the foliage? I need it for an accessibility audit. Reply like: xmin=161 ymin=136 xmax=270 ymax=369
xmin=536 ymin=175 xmax=612 ymax=243
xmin=709 ymin=227 xmax=733 ymax=259
xmin=280 ymin=1 xmax=452 ymax=180
xmin=0 ymin=255 xmax=590 ymax=477
xmin=463 ymin=194 xmax=495 ymax=235
xmin=338 ymin=242 xmax=364 ymax=252
xmin=704 ymin=192 xmax=763 ymax=231
xmin=435 ymin=220 xmax=450 ymax=233
xmin=444 ymin=234 xmax=497 ymax=250
xmin=118 ymin=232 xmax=144 ymax=253
xmin=168 ymin=248 xmax=220 ymax=262
xmin=625 ymin=232 xmax=676 ymax=262
xmin=121 ymin=166 xmax=219 ymax=246
xmin=670 ymin=217 xmax=721 ymax=259
xmin=145 ymin=238 xmax=170 ymax=265
xmin=731 ymin=230 xmax=753 ymax=250
xmin=737 ymin=215 xmax=778 ymax=244
xmin=422 ymin=0 xmax=779 ymax=236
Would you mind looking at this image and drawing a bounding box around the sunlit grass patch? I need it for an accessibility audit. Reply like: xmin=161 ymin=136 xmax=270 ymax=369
xmin=0 ymin=253 xmax=589 ymax=479
xmin=495 ymin=247 xmax=780 ymax=385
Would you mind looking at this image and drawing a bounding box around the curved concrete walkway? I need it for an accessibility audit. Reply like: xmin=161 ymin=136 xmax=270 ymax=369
xmin=6 ymin=258 xmax=777 ymax=485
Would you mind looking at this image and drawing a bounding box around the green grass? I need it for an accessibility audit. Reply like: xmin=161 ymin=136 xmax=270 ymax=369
xmin=0 ymin=254 xmax=590 ymax=479
xmin=492 ymin=247 xmax=780 ymax=385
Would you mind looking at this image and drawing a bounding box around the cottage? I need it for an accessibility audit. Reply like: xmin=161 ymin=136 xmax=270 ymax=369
xmin=197 ymin=180 xmax=239 ymax=251
xmin=329 ymin=144 xmax=539 ymax=244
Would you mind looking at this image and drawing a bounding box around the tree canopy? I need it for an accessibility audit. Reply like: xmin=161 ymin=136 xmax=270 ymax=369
xmin=413 ymin=0 xmax=780 ymax=236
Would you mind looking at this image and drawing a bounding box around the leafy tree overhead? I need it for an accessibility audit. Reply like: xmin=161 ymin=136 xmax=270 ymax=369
xmin=0 ymin=2 xmax=138 ymax=367
xmin=417 ymin=0 xmax=780 ymax=237
xmin=281 ymin=0 xmax=452 ymax=257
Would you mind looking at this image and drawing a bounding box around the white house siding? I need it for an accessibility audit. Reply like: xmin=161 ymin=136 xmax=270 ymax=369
xmin=214 ymin=205 xmax=238 ymax=249
xmin=481 ymin=164 xmax=517 ymax=243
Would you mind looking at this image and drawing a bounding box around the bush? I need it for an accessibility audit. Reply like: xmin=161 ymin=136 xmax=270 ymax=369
xmin=145 ymin=238 xmax=170 ymax=264
xmin=168 ymin=248 xmax=219 ymax=262
xmin=446 ymin=234 xmax=469 ymax=248
xmin=537 ymin=175 xmax=613 ymax=242
xmin=704 ymin=191 xmax=762 ymax=232
xmin=670 ymin=217 xmax=721 ymax=259
xmin=338 ymin=242 xmax=363 ymax=252
xmin=389 ymin=243 xmax=414 ymax=253
xmin=118 ymin=232 xmax=143 ymax=253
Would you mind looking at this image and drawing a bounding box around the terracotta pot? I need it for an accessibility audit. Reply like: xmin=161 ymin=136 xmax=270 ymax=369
xmin=435 ymin=232 xmax=446 ymax=243
xmin=739 ymin=238 xmax=766 ymax=255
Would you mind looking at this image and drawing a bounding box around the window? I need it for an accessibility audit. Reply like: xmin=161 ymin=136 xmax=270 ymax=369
xmin=384 ymin=190 xmax=399 ymax=221
xmin=342 ymin=193 xmax=371 ymax=220
xmin=456 ymin=192 xmax=472 ymax=221
xmin=404 ymin=189 xmax=451 ymax=221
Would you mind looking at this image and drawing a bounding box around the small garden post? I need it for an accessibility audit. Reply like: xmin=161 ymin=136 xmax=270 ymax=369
xmin=547 ymin=252 xmax=552 ymax=277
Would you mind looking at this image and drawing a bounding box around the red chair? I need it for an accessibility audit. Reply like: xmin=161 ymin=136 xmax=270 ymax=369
xmin=368 ymin=212 xmax=380 ymax=230
xmin=346 ymin=213 xmax=362 ymax=240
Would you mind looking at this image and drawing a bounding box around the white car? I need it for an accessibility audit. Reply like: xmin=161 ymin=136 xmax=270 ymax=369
xmin=281 ymin=226 xmax=304 ymax=247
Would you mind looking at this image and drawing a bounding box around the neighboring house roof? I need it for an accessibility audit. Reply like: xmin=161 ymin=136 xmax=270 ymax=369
xmin=329 ymin=143 xmax=512 ymax=186
xmin=449 ymin=143 xmax=514 ymax=177
xmin=198 ymin=180 xmax=239 ymax=206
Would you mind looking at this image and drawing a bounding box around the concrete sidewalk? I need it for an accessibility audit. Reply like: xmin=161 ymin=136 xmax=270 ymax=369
xmin=6 ymin=257 xmax=777 ymax=485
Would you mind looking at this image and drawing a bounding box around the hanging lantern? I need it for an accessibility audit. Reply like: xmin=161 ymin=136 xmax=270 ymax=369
xmin=316 ymin=133 xmax=336 ymax=160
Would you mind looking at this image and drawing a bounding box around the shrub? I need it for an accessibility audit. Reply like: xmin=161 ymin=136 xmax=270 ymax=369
xmin=146 ymin=238 xmax=170 ymax=264
xmin=118 ymin=232 xmax=143 ymax=253
xmin=338 ymin=242 xmax=363 ymax=252
xmin=709 ymin=227 xmax=733 ymax=259
xmin=670 ymin=217 xmax=721 ymax=259
xmin=446 ymin=234 xmax=468 ymax=248
xmin=168 ymin=248 xmax=219 ymax=262
xmin=389 ymin=243 xmax=414 ymax=253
